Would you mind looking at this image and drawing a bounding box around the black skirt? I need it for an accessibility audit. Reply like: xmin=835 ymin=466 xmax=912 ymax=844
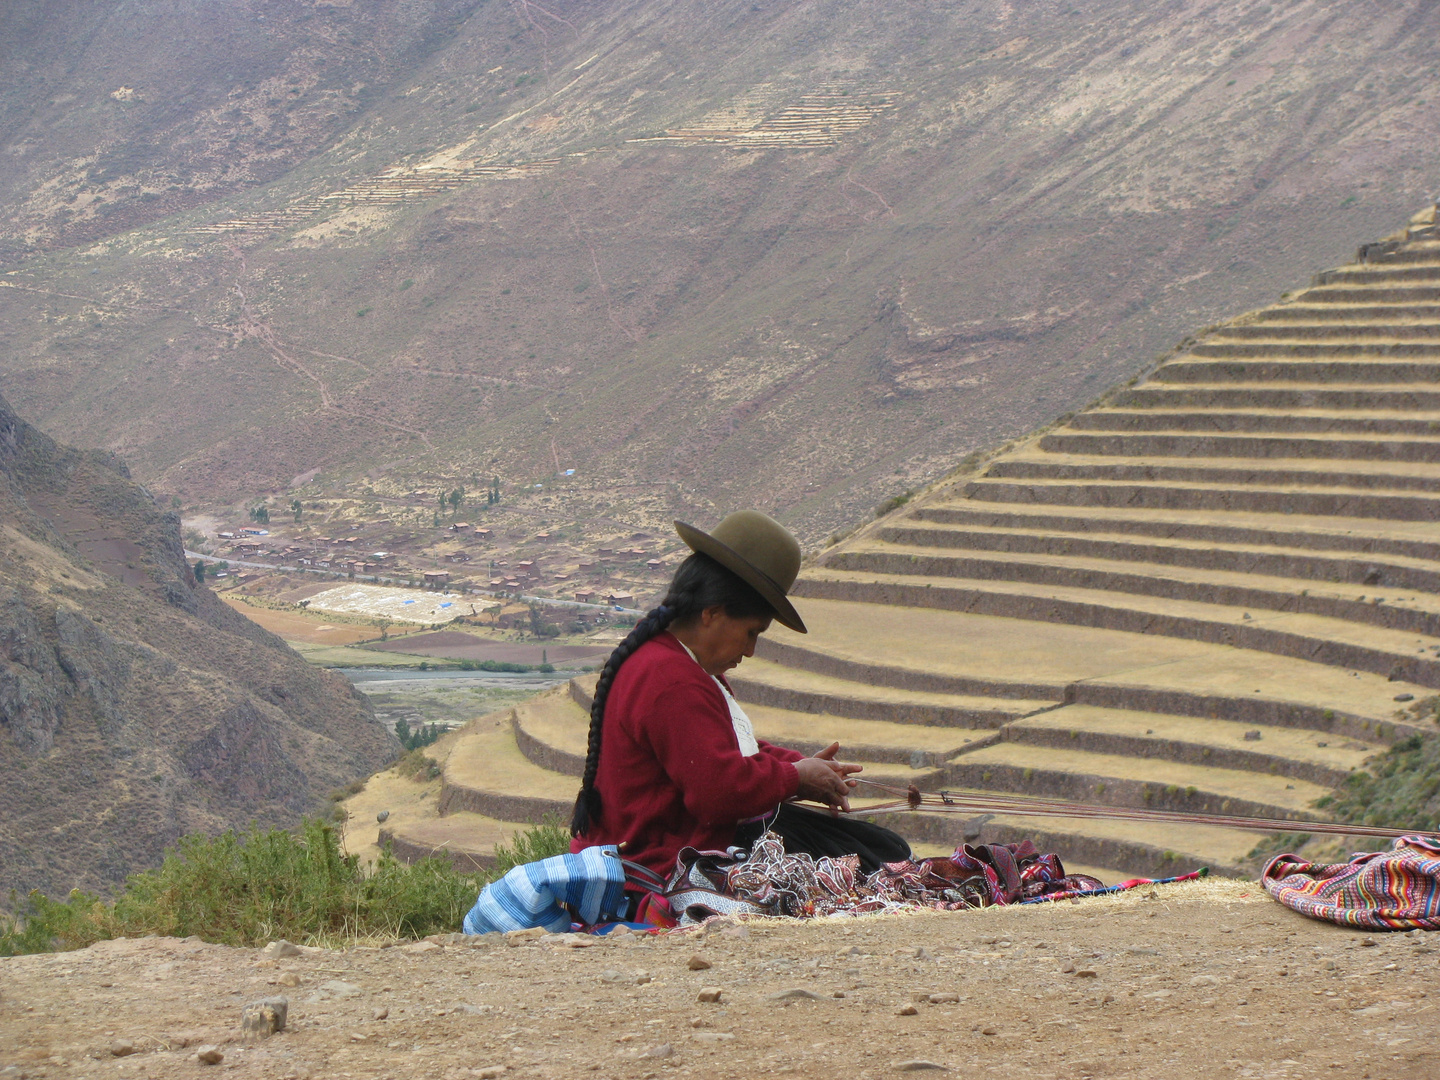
xmin=734 ymin=802 xmax=912 ymax=875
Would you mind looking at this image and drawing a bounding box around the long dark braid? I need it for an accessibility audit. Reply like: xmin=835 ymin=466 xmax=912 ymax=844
xmin=570 ymin=552 xmax=774 ymax=837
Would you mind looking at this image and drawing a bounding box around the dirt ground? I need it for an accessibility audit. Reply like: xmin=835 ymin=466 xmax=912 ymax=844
xmin=219 ymin=599 xmax=396 ymax=646
xmin=3 ymin=879 xmax=1437 ymax=1080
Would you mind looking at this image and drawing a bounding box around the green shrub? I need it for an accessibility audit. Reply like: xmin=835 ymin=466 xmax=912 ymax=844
xmin=1325 ymin=734 xmax=1440 ymax=832
xmin=395 ymin=719 xmax=442 ymax=751
xmin=490 ymin=815 xmax=570 ymax=879
xmin=874 ymin=491 xmax=913 ymax=518
xmin=395 ymin=748 xmax=439 ymax=781
xmin=1 ymin=815 xmax=576 ymax=957
xmin=0 ymin=819 xmax=486 ymax=956
xmin=457 ymin=658 xmax=531 ymax=673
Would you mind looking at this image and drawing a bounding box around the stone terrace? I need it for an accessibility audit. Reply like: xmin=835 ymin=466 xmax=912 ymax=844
xmin=382 ymin=205 xmax=1440 ymax=881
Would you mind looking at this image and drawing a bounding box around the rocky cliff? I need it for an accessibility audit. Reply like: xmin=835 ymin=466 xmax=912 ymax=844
xmin=0 ymin=391 xmax=397 ymax=898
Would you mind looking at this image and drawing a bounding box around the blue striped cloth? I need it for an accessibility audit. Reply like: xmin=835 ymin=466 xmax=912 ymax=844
xmin=463 ymin=845 xmax=628 ymax=934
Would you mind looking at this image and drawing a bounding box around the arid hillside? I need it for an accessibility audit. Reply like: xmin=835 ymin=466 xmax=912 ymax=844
xmin=0 ymin=391 xmax=397 ymax=899
xmin=1 ymin=0 xmax=1438 ymax=541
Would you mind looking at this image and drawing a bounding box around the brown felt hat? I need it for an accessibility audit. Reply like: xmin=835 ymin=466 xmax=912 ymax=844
xmin=673 ymin=510 xmax=807 ymax=634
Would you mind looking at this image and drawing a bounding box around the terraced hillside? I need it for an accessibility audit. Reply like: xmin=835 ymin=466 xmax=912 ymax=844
xmin=375 ymin=207 xmax=1440 ymax=880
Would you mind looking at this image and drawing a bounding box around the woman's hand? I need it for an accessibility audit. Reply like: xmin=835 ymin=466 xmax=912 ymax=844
xmin=793 ymin=742 xmax=862 ymax=814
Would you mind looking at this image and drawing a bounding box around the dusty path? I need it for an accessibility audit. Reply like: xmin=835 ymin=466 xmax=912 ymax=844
xmin=2 ymin=880 xmax=1435 ymax=1080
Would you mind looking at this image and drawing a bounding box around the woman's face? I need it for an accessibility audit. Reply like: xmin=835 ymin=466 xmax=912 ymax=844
xmin=690 ymin=607 xmax=772 ymax=676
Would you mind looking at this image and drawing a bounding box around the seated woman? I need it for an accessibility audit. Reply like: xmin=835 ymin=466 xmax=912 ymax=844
xmin=569 ymin=509 xmax=912 ymax=882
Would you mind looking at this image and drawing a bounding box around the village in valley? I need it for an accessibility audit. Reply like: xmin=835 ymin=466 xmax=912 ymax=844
xmin=186 ymin=476 xmax=680 ymax=661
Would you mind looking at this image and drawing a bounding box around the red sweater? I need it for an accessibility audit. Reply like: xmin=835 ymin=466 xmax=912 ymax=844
xmin=570 ymin=631 xmax=802 ymax=877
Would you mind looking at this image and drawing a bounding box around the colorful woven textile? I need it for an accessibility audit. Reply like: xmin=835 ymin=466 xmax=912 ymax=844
xmin=725 ymin=835 xmax=862 ymax=917
xmin=660 ymin=832 xmax=1110 ymax=923
xmin=1262 ymin=834 xmax=1440 ymax=931
xmin=463 ymin=844 xmax=627 ymax=934
xmin=1019 ymin=868 xmax=1208 ymax=904
xmin=868 ymin=840 xmax=1104 ymax=908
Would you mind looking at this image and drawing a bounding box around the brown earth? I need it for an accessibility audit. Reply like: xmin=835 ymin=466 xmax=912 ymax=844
xmin=218 ymin=599 xmax=388 ymax=647
xmin=3 ymin=881 xmax=1437 ymax=1080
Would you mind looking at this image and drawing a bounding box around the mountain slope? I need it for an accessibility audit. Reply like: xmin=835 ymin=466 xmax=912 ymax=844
xmin=1 ymin=0 xmax=1438 ymax=541
xmin=0 ymin=391 xmax=397 ymax=898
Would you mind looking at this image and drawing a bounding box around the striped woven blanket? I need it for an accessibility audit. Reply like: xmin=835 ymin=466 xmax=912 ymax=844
xmin=463 ymin=845 xmax=627 ymax=934
xmin=1262 ymin=834 xmax=1440 ymax=931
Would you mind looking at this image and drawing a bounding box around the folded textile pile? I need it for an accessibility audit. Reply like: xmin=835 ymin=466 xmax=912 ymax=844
xmin=1262 ymin=834 xmax=1440 ymax=931
xmin=667 ymin=833 xmax=1106 ymax=923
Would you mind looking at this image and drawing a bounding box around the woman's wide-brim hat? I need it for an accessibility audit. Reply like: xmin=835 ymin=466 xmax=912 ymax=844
xmin=673 ymin=510 xmax=807 ymax=634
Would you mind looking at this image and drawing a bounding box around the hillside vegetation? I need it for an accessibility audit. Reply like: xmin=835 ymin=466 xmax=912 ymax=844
xmin=0 ymin=391 xmax=397 ymax=899
xmin=1 ymin=0 xmax=1438 ymax=541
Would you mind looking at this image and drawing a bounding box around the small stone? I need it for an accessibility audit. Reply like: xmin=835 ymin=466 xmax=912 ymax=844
xmin=1191 ymin=975 xmax=1219 ymax=987
xmin=696 ymin=987 xmax=723 ymax=1003
xmin=832 ymin=991 xmax=846 ymax=999
xmin=1395 ymin=694 xmax=1415 ymax=703
xmin=505 ymin=927 xmax=547 ymax=945
xmin=196 ymin=1046 xmax=224 ymax=1066
xmin=241 ymin=996 xmax=289 ymax=1038
xmin=1360 ymin=938 xmax=1377 ymax=947
xmin=402 ymin=940 xmax=441 ymax=954
xmin=928 ymin=993 xmax=961 ymax=1004
xmin=768 ymin=988 xmax=824 ymax=1002
xmin=601 ymin=970 xmax=628 ymax=984
xmin=980 ymin=1027 xmax=997 ymax=1036
xmin=109 ymin=1039 xmax=137 ymax=1057
xmin=1060 ymin=962 xmax=1076 ymax=973
xmin=634 ymin=971 xmax=652 ymax=985
xmin=645 ymin=1044 xmax=675 ymax=1059
xmin=473 ymin=1067 xmax=507 ymax=1080
xmin=1075 ymin=969 xmax=1098 ymax=978
xmin=687 ymin=954 xmax=712 ymax=971
xmin=276 ymin=972 xmax=301 ymax=987
xmin=896 ymin=1004 xmax=919 ymax=1016
xmin=895 ymin=1062 xmax=950 ymax=1072
xmin=1242 ymin=730 xmax=1262 ymax=741
xmin=376 ymin=810 xmax=390 ymax=823
xmin=261 ymin=940 xmax=302 ymax=959
xmin=372 ymin=1006 xmax=389 ymax=1021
